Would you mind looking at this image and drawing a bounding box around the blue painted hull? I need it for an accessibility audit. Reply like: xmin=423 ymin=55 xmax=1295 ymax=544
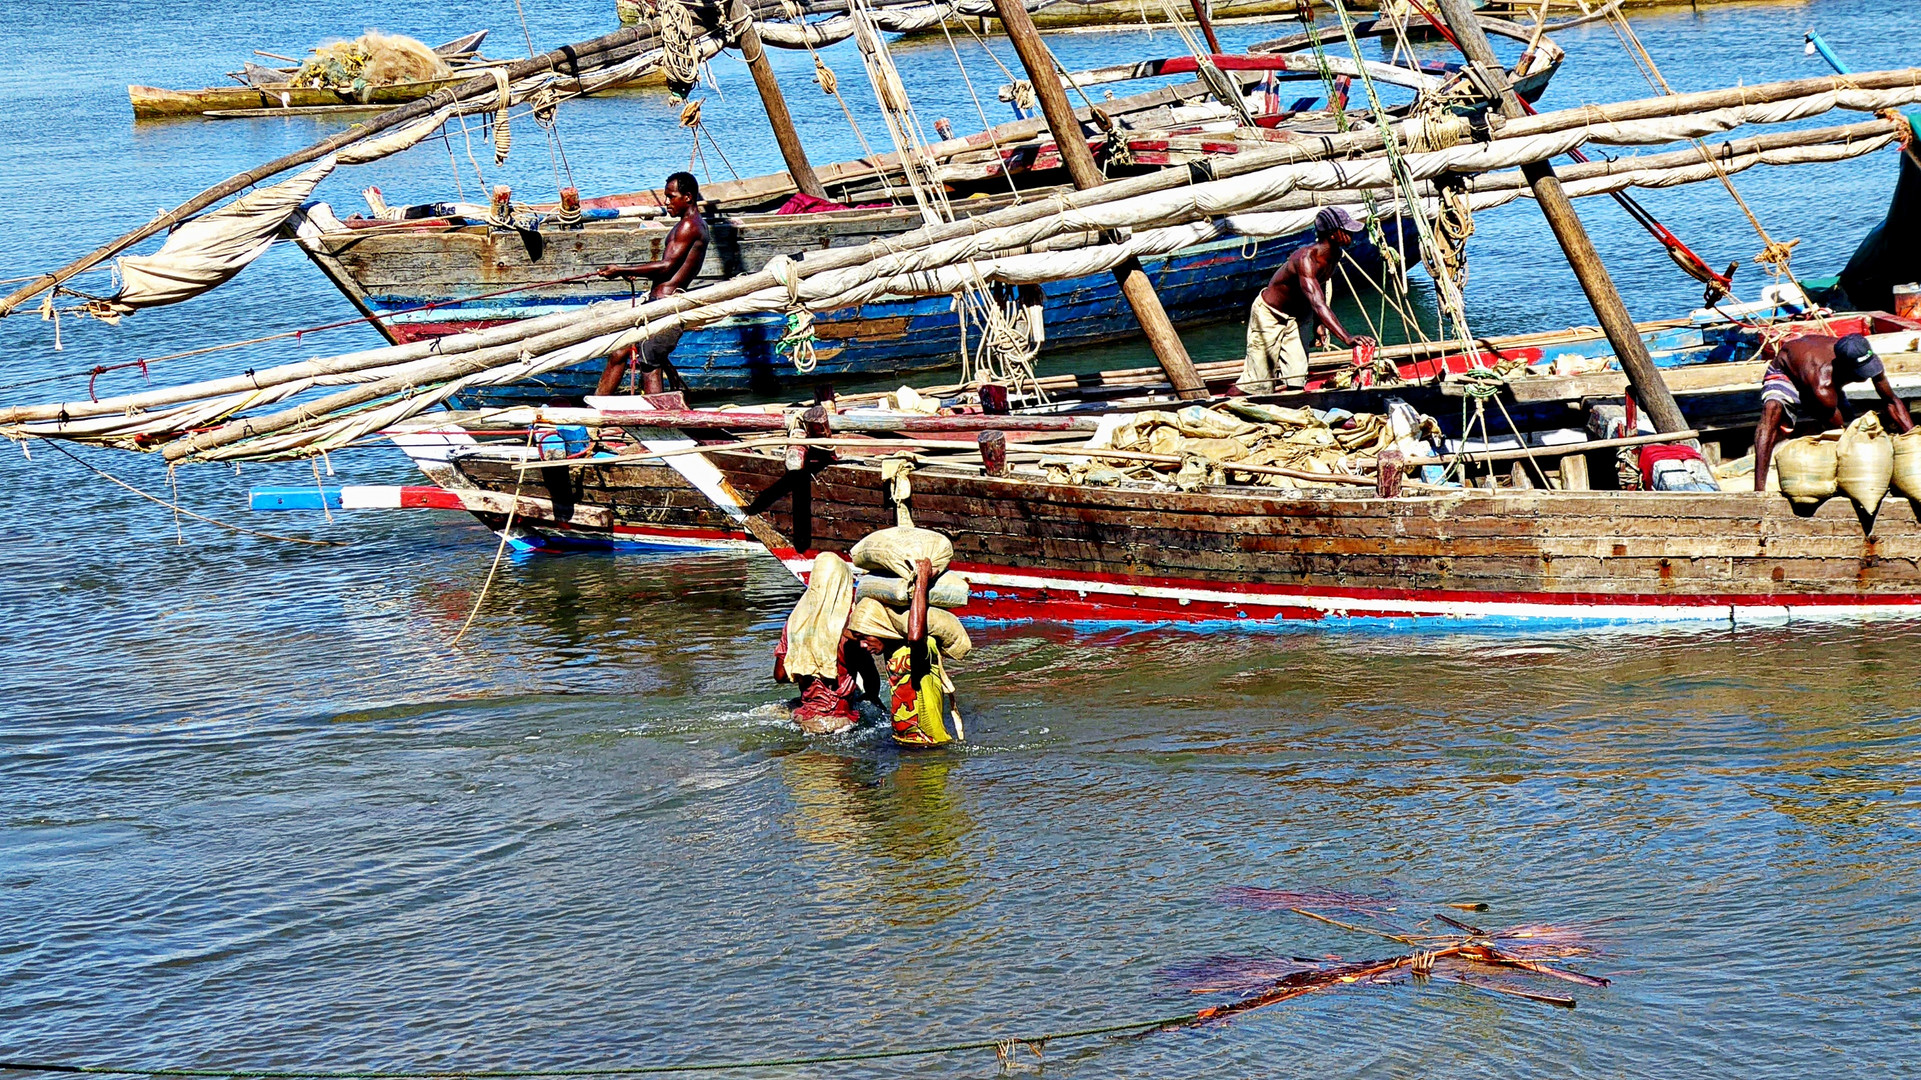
xmin=371 ymin=224 xmax=1413 ymax=406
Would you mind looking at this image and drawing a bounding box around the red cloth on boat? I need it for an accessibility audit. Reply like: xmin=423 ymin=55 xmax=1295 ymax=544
xmin=1637 ymin=443 xmax=1707 ymax=490
xmin=773 ymin=192 xmax=888 ymax=215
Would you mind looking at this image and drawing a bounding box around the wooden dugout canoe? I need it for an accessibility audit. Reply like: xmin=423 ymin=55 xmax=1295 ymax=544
xmin=129 ymin=77 xmax=476 ymax=119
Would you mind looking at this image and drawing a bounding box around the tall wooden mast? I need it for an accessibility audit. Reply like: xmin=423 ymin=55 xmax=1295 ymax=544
xmin=1433 ymin=0 xmax=1687 ymax=433
xmin=727 ymin=0 xmax=827 ymax=199
xmin=988 ymin=0 xmax=1210 ymax=399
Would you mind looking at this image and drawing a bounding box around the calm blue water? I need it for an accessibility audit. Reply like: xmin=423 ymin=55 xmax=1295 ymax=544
xmin=3 ymin=1 xmax=1921 ymax=1076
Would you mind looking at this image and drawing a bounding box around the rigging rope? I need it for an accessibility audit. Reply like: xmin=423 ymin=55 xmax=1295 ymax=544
xmin=491 ymin=68 xmax=513 ymax=166
xmin=656 ymin=0 xmax=703 ymax=99
xmin=39 ymin=441 xmax=343 ymax=547
xmin=1599 ymin=3 xmax=1792 ymax=287
xmin=845 ymin=0 xmax=1042 ymax=394
xmin=1329 ymin=0 xmax=1471 ymax=343
xmin=450 ymin=429 xmax=533 ymax=647
xmin=936 ymin=19 xmax=1024 ymax=201
xmin=0 ymin=1011 xmax=1208 ymax=1077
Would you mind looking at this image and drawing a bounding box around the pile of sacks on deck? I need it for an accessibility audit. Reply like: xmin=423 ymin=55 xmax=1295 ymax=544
xmin=1046 ymin=401 xmax=1440 ymax=490
xmin=1772 ymin=414 xmax=1921 ymax=512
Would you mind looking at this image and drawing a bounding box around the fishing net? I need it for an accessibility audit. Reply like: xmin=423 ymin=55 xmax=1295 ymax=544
xmin=294 ymin=32 xmax=452 ymax=91
xmin=1089 ymin=403 xmax=1432 ymax=489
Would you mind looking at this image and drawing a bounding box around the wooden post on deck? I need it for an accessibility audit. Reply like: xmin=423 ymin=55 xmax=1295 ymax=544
xmin=989 ymin=0 xmax=1210 ymax=400
xmin=728 ymin=0 xmax=827 ymax=199
xmin=1433 ymin=0 xmax=1688 ymax=435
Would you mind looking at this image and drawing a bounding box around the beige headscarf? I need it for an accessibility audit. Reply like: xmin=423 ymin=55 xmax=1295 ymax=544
xmin=781 ymin=553 xmax=855 ymax=680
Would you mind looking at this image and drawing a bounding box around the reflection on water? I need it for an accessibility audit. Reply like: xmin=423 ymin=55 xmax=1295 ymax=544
xmin=781 ymin=750 xmax=977 ymax=928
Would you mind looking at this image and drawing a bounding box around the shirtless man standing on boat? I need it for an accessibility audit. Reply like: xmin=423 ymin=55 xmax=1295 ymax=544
xmin=1753 ymin=332 xmax=1914 ymax=491
xmin=595 ymin=171 xmax=711 ymax=396
xmin=1239 ymin=205 xmax=1377 ymax=395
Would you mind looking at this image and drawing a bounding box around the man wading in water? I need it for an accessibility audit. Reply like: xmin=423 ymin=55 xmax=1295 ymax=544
xmin=1239 ymin=206 xmax=1377 ymax=395
xmin=1753 ymin=332 xmax=1915 ymax=490
xmin=596 ymin=171 xmax=712 ymax=396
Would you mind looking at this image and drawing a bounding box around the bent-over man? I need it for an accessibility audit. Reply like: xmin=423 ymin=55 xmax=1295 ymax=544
xmin=1240 ymin=205 xmax=1377 ymax=395
xmin=1753 ymin=332 xmax=1914 ymax=490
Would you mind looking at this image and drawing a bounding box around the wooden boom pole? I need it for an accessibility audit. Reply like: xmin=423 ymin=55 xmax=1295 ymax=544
xmin=1433 ymin=0 xmax=1688 ymax=434
xmin=1188 ymin=0 xmax=1224 ymax=53
xmin=727 ymin=0 xmax=826 ymax=198
xmin=988 ymin=0 xmax=1210 ymax=399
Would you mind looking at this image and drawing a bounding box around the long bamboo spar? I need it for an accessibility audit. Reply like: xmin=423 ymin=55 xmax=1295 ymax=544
xmin=1434 ymin=0 xmax=1687 ymax=435
xmin=12 ymin=73 xmax=1913 ymax=435
xmin=988 ymin=0 xmax=1210 ymax=400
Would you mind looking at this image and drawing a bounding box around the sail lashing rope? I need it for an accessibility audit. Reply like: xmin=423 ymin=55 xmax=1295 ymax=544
xmin=846 ymin=0 xmax=1043 ymax=397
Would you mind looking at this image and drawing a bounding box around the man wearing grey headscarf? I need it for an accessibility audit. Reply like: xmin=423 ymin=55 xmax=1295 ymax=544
xmin=1239 ymin=205 xmax=1376 ymax=395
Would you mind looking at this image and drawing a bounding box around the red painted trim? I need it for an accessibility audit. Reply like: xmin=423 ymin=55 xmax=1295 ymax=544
xmin=387 ymin=319 xmax=516 ymax=343
xmin=777 ymin=548 xmax=1921 ymax=621
xmin=399 ymin=487 xmax=468 ymax=510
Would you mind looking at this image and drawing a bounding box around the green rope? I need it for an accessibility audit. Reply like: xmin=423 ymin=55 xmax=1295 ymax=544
xmin=0 ymin=1014 xmax=1204 ymax=1079
xmin=1298 ymin=10 xmax=1406 ymax=332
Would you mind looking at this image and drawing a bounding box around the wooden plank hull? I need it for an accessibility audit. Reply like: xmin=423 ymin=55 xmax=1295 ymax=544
xmin=400 ymin=315 xmax=1921 ymax=564
xmin=130 ymin=78 xmax=472 ymax=118
xmin=410 ymin=415 xmax=1921 ymax=625
xmin=300 ymin=212 xmax=1415 ymax=400
xmin=445 ymin=455 xmax=758 ymax=551
xmin=696 ymin=451 xmax=1921 ymax=625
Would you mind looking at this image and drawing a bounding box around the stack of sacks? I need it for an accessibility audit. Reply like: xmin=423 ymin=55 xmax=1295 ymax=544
xmin=846 ymin=526 xmax=972 ymax=659
xmin=1051 ymin=402 xmax=1439 ymax=490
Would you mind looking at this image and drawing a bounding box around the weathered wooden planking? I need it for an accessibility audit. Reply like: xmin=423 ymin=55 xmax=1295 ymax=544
xmin=705 ymin=451 xmax=1921 ymax=601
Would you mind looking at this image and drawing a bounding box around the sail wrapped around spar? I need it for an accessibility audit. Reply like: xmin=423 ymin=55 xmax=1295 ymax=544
xmin=92 ymin=161 xmax=338 ymax=319
xmin=4 ymin=71 xmax=1921 ymax=462
xmin=69 ymin=103 xmax=460 ymax=321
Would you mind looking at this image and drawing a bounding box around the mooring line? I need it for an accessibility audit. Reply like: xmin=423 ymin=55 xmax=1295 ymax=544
xmin=43 ymin=441 xmax=345 ymax=548
xmin=0 ymin=1014 xmax=1202 ymax=1078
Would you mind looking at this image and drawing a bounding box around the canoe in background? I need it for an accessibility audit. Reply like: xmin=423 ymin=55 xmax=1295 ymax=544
xmin=130 ymin=30 xmax=492 ymax=119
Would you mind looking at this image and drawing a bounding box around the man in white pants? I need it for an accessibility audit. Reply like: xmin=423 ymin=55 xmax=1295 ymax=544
xmin=1240 ymin=206 xmax=1376 ymax=394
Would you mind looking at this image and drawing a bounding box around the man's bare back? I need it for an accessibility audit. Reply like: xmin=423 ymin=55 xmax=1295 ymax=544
xmin=1256 ymin=212 xmax=1372 ymax=351
xmin=1752 ymin=332 xmax=1915 ymax=490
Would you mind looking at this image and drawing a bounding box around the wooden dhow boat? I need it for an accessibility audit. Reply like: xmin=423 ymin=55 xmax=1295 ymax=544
xmin=687 ymin=428 xmax=1921 ymax=627
xmin=370 ymin=307 xmax=1921 ymax=561
xmin=287 ymin=24 xmax=1559 ymax=401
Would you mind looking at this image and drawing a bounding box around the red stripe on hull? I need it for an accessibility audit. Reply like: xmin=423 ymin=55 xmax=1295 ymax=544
xmin=770 ymin=549 xmax=1921 ymax=623
xmin=388 ymin=320 xmax=516 ymax=343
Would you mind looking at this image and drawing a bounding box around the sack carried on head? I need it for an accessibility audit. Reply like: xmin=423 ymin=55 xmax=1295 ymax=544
xmin=850 ymin=526 xmax=953 ymax=580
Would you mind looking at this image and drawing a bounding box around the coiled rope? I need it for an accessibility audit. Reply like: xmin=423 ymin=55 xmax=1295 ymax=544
xmin=765 ymin=255 xmax=818 ymax=374
xmin=656 ymin=0 xmax=702 ymax=99
xmin=491 ymin=68 xmax=512 ymax=166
